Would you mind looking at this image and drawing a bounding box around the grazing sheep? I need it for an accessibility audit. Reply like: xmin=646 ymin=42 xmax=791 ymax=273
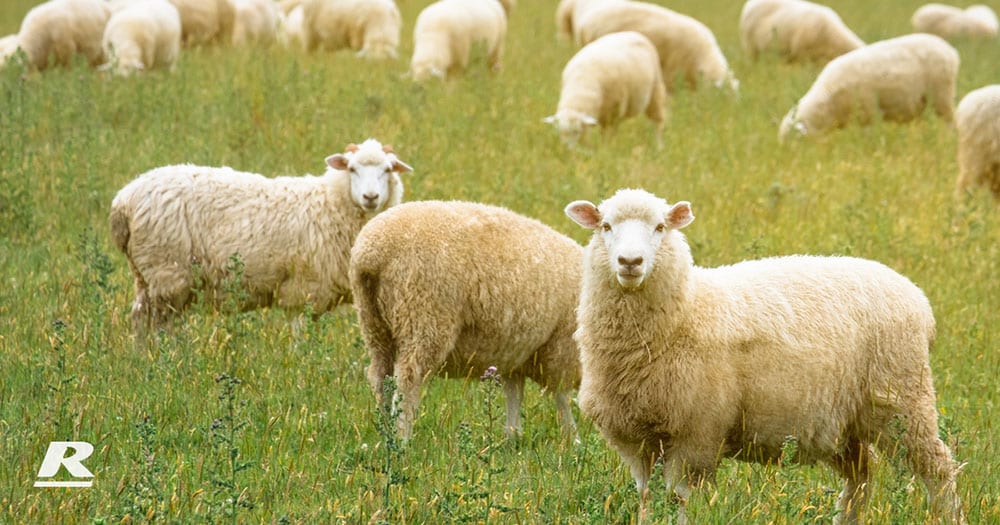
xmin=231 ymin=0 xmax=280 ymax=46
xmin=168 ymin=0 xmax=235 ymax=46
xmin=409 ymin=0 xmax=509 ymax=81
xmin=576 ymin=1 xmax=738 ymax=92
xmin=912 ymin=3 xmax=998 ymax=40
xmin=14 ymin=0 xmax=111 ymax=71
xmin=544 ymin=31 xmax=668 ymax=147
xmin=779 ymin=33 xmax=959 ymax=142
xmin=739 ymin=0 xmax=864 ymax=62
xmin=277 ymin=1 xmax=306 ymax=50
xmin=300 ymin=0 xmax=401 ymax=59
xmin=555 ymin=0 xmax=618 ymax=41
xmin=350 ymin=200 xmax=582 ymax=441
xmin=955 ymin=85 xmax=1000 ymax=202
xmin=566 ymin=188 xmax=966 ymax=525
xmin=102 ymin=0 xmax=182 ymax=75
xmin=110 ymin=139 xmax=412 ymax=333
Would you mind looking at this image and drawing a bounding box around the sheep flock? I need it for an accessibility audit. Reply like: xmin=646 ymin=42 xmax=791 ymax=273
xmin=5 ymin=0 xmax=999 ymax=522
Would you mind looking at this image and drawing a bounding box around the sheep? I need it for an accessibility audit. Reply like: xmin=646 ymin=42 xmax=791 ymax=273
xmin=739 ymin=0 xmax=864 ymax=63
xmin=555 ymin=0 xmax=618 ymax=42
xmin=168 ymin=0 xmax=235 ymax=46
xmin=912 ymin=3 xmax=998 ymax=40
xmin=779 ymin=33 xmax=959 ymax=142
xmin=955 ymin=85 xmax=1000 ymax=202
xmin=231 ymin=0 xmax=280 ymax=46
xmin=409 ymin=0 xmax=510 ymax=81
xmin=277 ymin=1 xmax=306 ymax=50
xmin=576 ymin=1 xmax=739 ymax=92
xmin=101 ymin=0 xmax=182 ymax=75
xmin=543 ymin=31 xmax=668 ymax=147
xmin=350 ymin=200 xmax=583 ymax=441
xmin=300 ymin=0 xmax=401 ymax=59
xmin=565 ymin=188 xmax=966 ymax=524
xmin=0 ymin=34 xmax=18 ymax=65
xmin=109 ymin=139 xmax=412 ymax=334
xmin=13 ymin=0 xmax=111 ymax=71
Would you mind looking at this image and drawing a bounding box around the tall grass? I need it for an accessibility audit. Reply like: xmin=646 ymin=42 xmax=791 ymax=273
xmin=1 ymin=0 xmax=998 ymax=522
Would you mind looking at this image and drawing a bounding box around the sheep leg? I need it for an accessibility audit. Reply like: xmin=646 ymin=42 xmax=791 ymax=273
xmin=502 ymin=375 xmax=524 ymax=437
xmin=662 ymin=456 xmax=693 ymax=525
xmin=617 ymin=447 xmax=653 ymax=524
xmin=488 ymin=40 xmax=503 ymax=73
xmin=828 ymin=439 xmax=872 ymax=525
xmin=897 ymin=408 xmax=966 ymax=524
xmin=553 ymin=391 xmax=579 ymax=443
xmin=392 ymin=327 xmax=460 ymax=441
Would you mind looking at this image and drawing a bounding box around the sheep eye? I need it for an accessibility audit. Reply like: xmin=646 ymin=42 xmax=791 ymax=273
xmin=601 ymin=223 xmax=611 ymax=232
xmin=655 ymin=224 xmax=666 ymax=233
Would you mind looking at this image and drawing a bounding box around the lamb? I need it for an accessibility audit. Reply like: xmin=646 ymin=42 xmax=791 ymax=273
xmin=739 ymin=0 xmax=864 ymax=63
xmin=565 ymin=188 xmax=966 ymax=524
xmin=13 ymin=0 xmax=111 ymax=71
xmin=109 ymin=139 xmax=412 ymax=333
xmin=409 ymin=0 xmax=510 ymax=81
xmin=555 ymin=0 xmax=618 ymax=42
xmin=300 ymin=0 xmax=401 ymax=59
xmin=168 ymin=0 xmax=235 ymax=46
xmin=779 ymin=33 xmax=959 ymax=142
xmin=576 ymin=1 xmax=738 ymax=92
xmin=350 ymin=200 xmax=583 ymax=441
xmin=544 ymin=31 xmax=668 ymax=147
xmin=912 ymin=3 xmax=998 ymax=40
xmin=101 ymin=0 xmax=182 ymax=75
xmin=955 ymin=85 xmax=1000 ymax=202
xmin=231 ymin=0 xmax=280 ymax=47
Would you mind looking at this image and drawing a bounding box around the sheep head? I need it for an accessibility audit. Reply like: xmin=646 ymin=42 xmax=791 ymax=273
xmin=567 ymin=189 xmax=693 ymax=290
xmin=543 ymin=109 xmax=598 ymax=148
xmin=326 ymin=139 xmax=413 ymax=213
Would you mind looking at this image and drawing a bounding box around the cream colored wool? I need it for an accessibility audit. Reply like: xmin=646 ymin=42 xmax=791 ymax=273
xmin=350 ymin=201 xmax=583 ymax=441
xmin=102 ymin=0 xmax=182 ymax=75
xmin=779 ymin=33 xmax=959 ymax=141
xmin=576 ymin=1 xmax=738 ymax=92
xmin=300 ymin=0 xmax=401 ymax=59
xmin=231 ymin=0 xmax=280 ymax=46
xmin=566 ymin=189 xmax=965 ymax=525
xmin=544 ymin=31 xmax=668 ymax=147
xmin=555 ymin=0 xmax=618 ymax=41
xmin=168 ymin=0 xmax=234 ymax=46
xmin=277 ymin=4 xmax=306 ymax=51
xmin=0 ymin=34 xmax=18 ymax=64
xmin=739 ymin=0 xmax=864 ymax=62
xmin=14 ymin=0 xmax=110 ymax=71
xmin=110 ymin=139 xmax=411 ymax=333
xmin=912 ymin=3 xmax=998 ymax=40
xmin=955 ymin=85 xmax=1000 ymax=201
xmin=410 ymin=0 xmax=508 ymax=81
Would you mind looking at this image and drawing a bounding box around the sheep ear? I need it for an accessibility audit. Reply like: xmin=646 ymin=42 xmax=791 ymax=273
xmin=543 ymin=115 xmax=558 ymax=125
xmin=795 ymin=121 xmax=807 ymax=135
xmin=581 ymin=115 xmax=598 ymax=126
xmin=390 ymin=157 xmax=413 ymax=173
xmin=565 ymin=200 xmax=601 ymax=229
xmin=326 ymin=154 xmax=350 ymax=171
xmin=666 ymin=201 xmax=694 ymax=230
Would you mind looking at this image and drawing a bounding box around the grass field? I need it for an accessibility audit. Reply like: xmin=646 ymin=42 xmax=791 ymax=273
xmin=1 ymin=0 xmax=999 ymax=522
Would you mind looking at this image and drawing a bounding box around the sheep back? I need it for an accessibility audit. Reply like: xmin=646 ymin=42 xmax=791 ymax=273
xmin=301 ymin=0 xmax=401 ymax=59
xmin=739 ymin=0 xmax=863 ymax=62
xmin=18 ymin=0 xmax=111 ymax=70
xmin=410 ymin=0 xmax=507 ymax=80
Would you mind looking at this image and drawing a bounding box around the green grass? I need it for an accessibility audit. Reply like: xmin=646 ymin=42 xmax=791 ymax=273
xmin=1 ymin=0 xmax=999 ymax=523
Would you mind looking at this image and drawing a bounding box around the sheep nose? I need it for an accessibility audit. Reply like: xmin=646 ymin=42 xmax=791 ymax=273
xmin=618 ymin=255 xmax=643 ymax=268
xmin=363 ymin=192 xmax=379 ymax=202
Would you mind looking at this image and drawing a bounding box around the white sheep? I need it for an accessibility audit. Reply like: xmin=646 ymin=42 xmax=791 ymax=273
xmin=576 ymin=1 xmax=739 ymax=92
xmin=13 ymin=0 xmax=111 ymax=71
xmin=0 ymin=34 xmax=19 ymax=65
xmin=300 ymin=0 xmax=401 ymax=59
xmin=955 ymin=84 xmax=1000 ymax=202
xmin=555 ymin=0 xmax=617 ymax=42
xmin=350 ymin=200 xmax=582 ymax=441
xmin=110 ymin=139 xmax=412 ymax=333
xmin=544 ymin=31 xmax=668 ymax=147
xmin=565 ymin=188 xmax=966 ymax=524
xmin=912 ymin=3 xmax=998 ymax=40
xmin=779 ymin=33 xmax=959 ymax=142
xmin=231 ymin=0 xmax=280 ymax=46
xmin=168 ymin=0 xmax=235 ymax=46
xmin=409 ymin=0 xmax=509 ymax=81
xmin=739 ymin=0 xmax=864 ymax=62
xmin=102 ymin=0 xmax=182 ymax=75
xmin=277 ymin=1 xmax=306 ymax=50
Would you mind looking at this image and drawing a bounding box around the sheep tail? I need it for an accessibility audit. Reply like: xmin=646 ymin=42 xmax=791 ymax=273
xmin=109 ymin=205 xmax=131 ymax=253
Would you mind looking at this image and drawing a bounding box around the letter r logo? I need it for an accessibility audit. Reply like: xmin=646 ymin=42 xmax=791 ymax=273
xmin=34 ymin=441 xmax=95 ymax=488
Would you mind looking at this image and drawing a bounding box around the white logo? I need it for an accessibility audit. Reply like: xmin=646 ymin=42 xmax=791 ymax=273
xmin=34 ymin=441 xmax=95 ymax=488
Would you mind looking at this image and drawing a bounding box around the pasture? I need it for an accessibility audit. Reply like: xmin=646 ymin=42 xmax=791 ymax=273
xmin=1 ymin=0 xmax=998 ymax=522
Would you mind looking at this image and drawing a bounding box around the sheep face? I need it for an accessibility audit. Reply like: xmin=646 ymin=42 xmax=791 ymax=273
xmin=326 ymin=140 xmax=412 ymax=213
xmin=567 ymin=190 xmax=693 ymax=289
xmin=544 ymin=110 xmax=598 ymax=147
xmin=779 ymin=106 xmax=807 ymax=142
